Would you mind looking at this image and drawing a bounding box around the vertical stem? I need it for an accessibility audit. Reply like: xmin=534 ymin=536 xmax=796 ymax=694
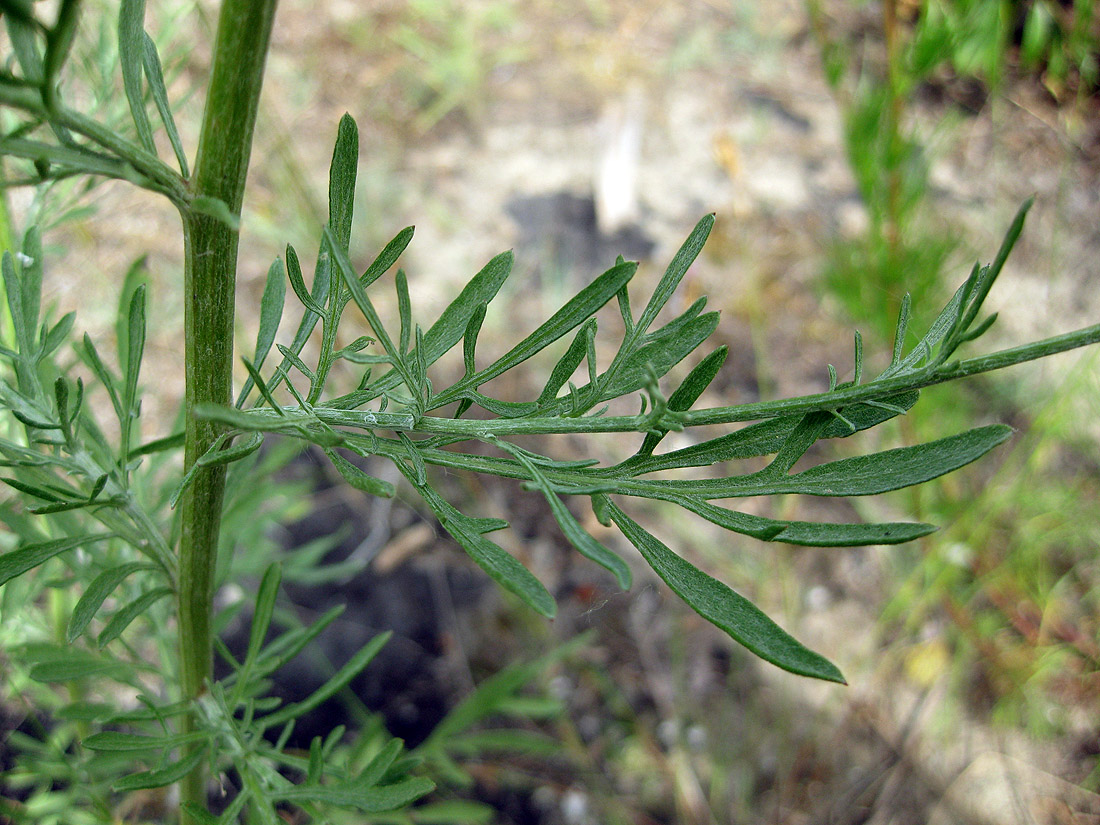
xmin=177 ymin=0 xmax=278 ymax=821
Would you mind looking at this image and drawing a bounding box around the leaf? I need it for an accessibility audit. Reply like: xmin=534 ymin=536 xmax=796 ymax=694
xmin=29 ymin=650 xmax=127 ymax=682
xmin=355 ymin=738 xmax=404 ymax=788
xmin=607 ymin=502 xmax=845 ymax=683
xmin=141 ymin=31 xmax=188 ymax=176
xmin=413 ymin=480 xmax=555 ymax=618
xmin=246 ymin=563 xmax=281 ymax=667
xmin=537 ymin=319 xmax=595 ymax=405
xmin=6 ymin=11 xmax=44 ymax=84
xmin=501 ymin=442 xmax=631 ymax=589
xmin=328 ymin=113 xmax=358 ymax=253
xmin=82 ymin=333 xmax=125 ymax=424
xmin=619 ymin=392 xmax=919 ymax=475
xmin=688 ymin=424 xmax=1013 ymax=498
xmin=19 ymin=227 xmax=42 ymax=348
xmin=113 ymin=745 xmax=206 ymax=791
xmin=326 ymin=249 xmax=513 ymax=410
xmin=260 ymin=631 xmax=392 ymax=729
xmin=634 ymin=213 xmax=713 ymax=337
xmin=118 ymin=0 xmax=156 ymax=153
xmin=97 ymin=586 xmax=171 ymax=647
xmin=0 ymin=533 xmax=113 ymax=587
xmin=638 ymin=345 xmax=728 ymax=455
xmin=438 ymin=259 xmax=637 ymax=405
xmin=121 ymin=284 xmax=146 ymax=456
xmin=1 ymin=252 xmax=28 ymax=355
xmin=41 ymin=311 xmax=76 ymax=359
xmin=237 ymin=258 xmax=287 ymax=407
xmin=285 ymin=244 xmax=326 ymax=315
xmin=443 ymin=515 xmax=555 ymax=618
xmin=325 ymin=448 xmax=395 ymax=498
xmin=42 ymin=0 xmax=80 ymax=108
xmin=604 ymin=312 xmax=719 ymax=399
xmin=670 ymin=495 xmax=935 ymax=546
xmin=68 ymin=561 xmax=152 ymax=642
xmin=190 ymin=195 xmax=240 ymax=229
xmin=83 ymin=730 xmax=206 ymax=751
xmin=277 ymin=777 xmax=434 ymax=812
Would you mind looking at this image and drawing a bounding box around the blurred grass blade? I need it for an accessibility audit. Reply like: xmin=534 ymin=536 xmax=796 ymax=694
xmin=246 ymin=563 xmax=281 ymax=667
xmin=29 ymin=649 xmax=128 ymax=682
xmin=68 ymin=561 xmax=152 ymax=642
xmin=607 ymin=501 xmax=845 ymax=683
xmin=97 ymin=586 xmax=171 ymax=647
xmin=118 ymin=0 xmax=156 ymax=153
xmin=141 ymin=31 xmax=189 ymax=176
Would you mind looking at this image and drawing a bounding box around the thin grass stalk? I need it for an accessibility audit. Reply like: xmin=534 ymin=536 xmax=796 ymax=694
xmin=178 ymin=0 xmax=279 ymax=820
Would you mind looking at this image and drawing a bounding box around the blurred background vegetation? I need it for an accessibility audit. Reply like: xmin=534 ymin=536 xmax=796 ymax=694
xmin=3 ymin=0 xmax=1100 ymax=822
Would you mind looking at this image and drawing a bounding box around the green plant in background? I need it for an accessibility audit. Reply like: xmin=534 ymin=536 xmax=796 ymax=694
xmin=2 ymin=1 xmax=1100 ymax=823
xmin=390 ymin=0 xmax=527 ymax=131
xmin=811 ymin=0 xmax=1100 ymax=733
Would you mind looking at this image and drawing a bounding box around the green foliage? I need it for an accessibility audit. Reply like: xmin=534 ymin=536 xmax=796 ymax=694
xmin=2 ymin=0 xmax=1100 ymax=822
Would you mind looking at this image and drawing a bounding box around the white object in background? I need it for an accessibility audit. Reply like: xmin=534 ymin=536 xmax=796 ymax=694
xmin=595 ymin=85 xmax=645 ymax=236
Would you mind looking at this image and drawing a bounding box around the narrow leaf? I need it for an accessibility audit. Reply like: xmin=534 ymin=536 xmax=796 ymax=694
xmin=277 ymin=777 xmax=434 ymax=812
xmin=537 ymin=319 xmax=594 ymax=405
xmin=236 ymin=258 xmax=287 ymax=407
xmin=141 ymin=31 xmax=188 ymax=176
xmin=501 ymin=442 xmax=631 ymax=589
xmin=97 ymin=586 xmax=171 ymax=647
xmin=118 ymin=0 xmax=156 ymax=153
xmin=113 ymin=745 xmax=206 ymax=791
xmin=634 ymin=214 xmax=713 ymax=337
xmin=638 ymin=345 xmax=727 ymax=454
xmin=83 ymin=730 xmax=206 ymax=751
xmin=325 ymin=449 xmax=396 ymax=498
xmin=260 ymin=631 xmax=391 ymax=728
xmin=68 ymin=561 xmax=152 ymax=642
xmin=246 ymin=564 xmax=282 ymax=669
xmin=1 ymin=534 xmax=113 ymax=587
xmin=608 ymin=502 xmax=845 ymax=683
xmin=328 ymin=113 xmax=358 ymax=253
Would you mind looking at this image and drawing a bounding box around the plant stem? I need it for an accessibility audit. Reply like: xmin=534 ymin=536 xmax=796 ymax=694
xmin=177 ymin=0 xmax=278 ymax=820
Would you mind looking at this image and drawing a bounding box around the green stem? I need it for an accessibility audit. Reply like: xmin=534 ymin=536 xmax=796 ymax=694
xmin=177 ymin=0 xmax=278 ymax=821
